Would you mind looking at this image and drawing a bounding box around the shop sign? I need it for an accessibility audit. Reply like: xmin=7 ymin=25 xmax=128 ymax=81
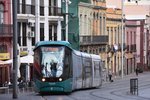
xmin=0 ymin=53 xmax=10 ymax=60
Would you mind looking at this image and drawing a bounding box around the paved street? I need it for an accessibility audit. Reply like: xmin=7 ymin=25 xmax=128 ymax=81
xmin=0 ymin=72 xmax=150 ymax=100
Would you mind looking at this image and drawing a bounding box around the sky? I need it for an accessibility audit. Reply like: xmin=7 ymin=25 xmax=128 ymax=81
xmin=106 ymin=0 xmax=150 ymax=16
xmin=106 ymin=0 xmax=122 ymax=8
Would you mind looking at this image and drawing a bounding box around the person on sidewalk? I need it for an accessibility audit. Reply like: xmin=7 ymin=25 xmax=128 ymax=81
xmin=135 ymin=67 xmax=139 ymax=76
xmin=108 ymin=71 xmax=113 ymax=82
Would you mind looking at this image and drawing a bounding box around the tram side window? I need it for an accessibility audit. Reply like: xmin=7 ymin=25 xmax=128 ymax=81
xmin=63 ymin=48 xmax=72 ymax=78
xmin=34 ymin=48 xmax=41 ymax=79
xmin=83 ymin=58 xmax=92 ymax=78
xmin=94 ymin=61 xmax=100 ymax=78
xmin=99 ymin=61 xmax=102 ymax=77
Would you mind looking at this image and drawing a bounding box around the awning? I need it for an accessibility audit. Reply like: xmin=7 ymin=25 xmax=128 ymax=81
xmin=0 ymin=60 xmax=5 ymax=64
xmin=125 ymin=53 xmax=134 ymax=59
xmin=0 ymin=60 xmax=10 ymax=68
xmin=5 ymin=55 xmax=33 ymax=64
xmin=0 ymin=60 xmax=10 ymax=65
xmin=20 ymin=55 xmax=33 ymax=63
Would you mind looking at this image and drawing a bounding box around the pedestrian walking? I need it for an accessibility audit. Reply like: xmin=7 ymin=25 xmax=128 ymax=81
xmin=135 ymin=67 xmax=139 ymax=76
xmin=108 ymin=71 xmax=113 ymax=82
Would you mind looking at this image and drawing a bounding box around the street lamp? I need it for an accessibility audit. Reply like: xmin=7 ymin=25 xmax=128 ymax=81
xmin=121 ymin=0 xmax=124 ymax=78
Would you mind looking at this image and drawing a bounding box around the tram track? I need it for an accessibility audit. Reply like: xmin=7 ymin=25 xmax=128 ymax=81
xmin=110 ymin=83 xmax=150 ymax=100
xmin=40 ymin=82 xmax=150 ymax=100
xmin=89 ymin=89 xmax=113 ymax=100
xmin=88 ymin=79 xmax=150 ymax=100
xmin=89 ymin=82 xmax=150 ymax=100
xmin=39 ymin=73 xmax=150 ymax=100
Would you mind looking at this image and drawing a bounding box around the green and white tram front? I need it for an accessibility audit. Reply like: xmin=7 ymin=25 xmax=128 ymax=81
xmin=34 ymin=46 xmax=73 ymax=93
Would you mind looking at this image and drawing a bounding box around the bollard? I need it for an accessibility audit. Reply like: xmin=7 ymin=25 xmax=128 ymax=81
xmin=130 ymin=78 xmax=138 ymax=95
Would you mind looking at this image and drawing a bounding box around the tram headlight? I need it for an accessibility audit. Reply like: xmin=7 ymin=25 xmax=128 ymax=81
xmin=42 ymin=78 xmax=46 ymax=82
xmin=59 ymin=78 xmax=62 ymax=81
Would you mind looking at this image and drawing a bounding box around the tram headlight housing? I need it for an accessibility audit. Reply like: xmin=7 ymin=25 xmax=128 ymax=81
xmin=59 ymin=78 xmax=62 ymax=81
xmin=42 ymin=78 xmax=46 ymax=82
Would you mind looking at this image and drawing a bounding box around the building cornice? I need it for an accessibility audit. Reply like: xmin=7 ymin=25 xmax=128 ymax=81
xmin=79 ymin=2 xmax=107 ymax=10
xmin=79 ymin=2 xmax=94 ymax=8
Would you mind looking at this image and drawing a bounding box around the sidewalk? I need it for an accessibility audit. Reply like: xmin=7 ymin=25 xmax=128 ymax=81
xmin=0 ymin=87 xmax=38 ymax=100
xmin=139 ymin=88 xmax=150 ymax=98
xmin=103 ymin=71 xmax=150 ymax=99
xmin=0 ymin=92 xmax=44 ymax=100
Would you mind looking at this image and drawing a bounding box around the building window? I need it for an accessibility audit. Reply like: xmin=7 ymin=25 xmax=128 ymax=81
xmin=0 ymin=44 xmax=7 ymax=53
xmin=49 ymin=0 xmax=58 ymax=16
xmin=93 ymin=12 xmax=96 ymax=19
xmin=22 ymin=23 xmax=27 ymax=46
xmin=40 ymin=0 xmax=44 ymax=16
xmin=31 ymin=0 xmax=35 ymax=15
xmin=0 ymin=4 xmax=4 ymax=24
xmin=22 ymin=0 xmax=26 ymax=14
xmin=31 ymin=27 xmax=35 ymax=46
xmin=18 ymin=22 xmax=21 ymax=46
xmin=40 ymin=23 xmax=44 ymax=41
xmin=49 ymin=22 xmax=57 ymax=41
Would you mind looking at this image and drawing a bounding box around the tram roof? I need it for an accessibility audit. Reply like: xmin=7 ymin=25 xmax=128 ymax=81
xmin=73 ymin=50 xmax=101 ymax=60
xmin=34 ymin=41 xmax=73 ymax=50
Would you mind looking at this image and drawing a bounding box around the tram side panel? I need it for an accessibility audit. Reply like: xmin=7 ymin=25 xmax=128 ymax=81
xmin=99 ymin=61 xmax=103 ymax=86
xmin=94 ymin=60 xmax=102 ymax=87
xmin=72 ymin=52 xmax=83 ymax=90
xmin=72 ymin=51 xmax=102 ymax=90
xmin=92 ymin=57 xmax=102 ymax=87
xmin=81 ymin=55 xmax=93 ymax=88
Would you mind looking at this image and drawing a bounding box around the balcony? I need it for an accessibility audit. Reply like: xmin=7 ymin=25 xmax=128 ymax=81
xmin=17 ymin=4 xmax=62 ymax=16
xmin=0 ymin=24 xmax=13 ymax=37
xmin=130 ymin=44 xmax=136 ymax=52
xmin=49 ymin=6 xmax=62 ymax=16
xmin=118 ymin=43 xmax=126 ymax=51
xmin=80 ymin=35 xmax=108 ymax=45
xmin=17 ymin=4 xmax=35 ymax=15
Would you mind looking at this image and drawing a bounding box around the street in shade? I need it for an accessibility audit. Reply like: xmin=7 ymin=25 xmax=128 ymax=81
xmin=0 ymin=72 xmax=150 ymax=100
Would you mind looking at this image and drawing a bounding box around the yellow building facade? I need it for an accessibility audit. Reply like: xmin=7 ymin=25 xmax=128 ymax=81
xmin=79 ymin=1 xmax=125 ymax=77
xmin=79 ymin=1 xmax=110 ymax=80
xmin=106 ymin=8 xmax=123 ymax=76
xmin=79 ymin=1 xmax=108 ymax=55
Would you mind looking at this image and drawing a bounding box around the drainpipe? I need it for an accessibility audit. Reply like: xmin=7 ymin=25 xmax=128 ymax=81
xmin=140 ymin=20 xmax=144 ymax=70
xmin=65 ymin=0 xmax=69 ymax=41
xmin=35 ymin=0 xmax=40 ymax=43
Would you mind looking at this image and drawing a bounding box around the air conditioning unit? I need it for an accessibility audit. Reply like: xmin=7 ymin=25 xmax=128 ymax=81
xmin=28 ymin=22 xmax=34 ymax=27
xmin=28 ymin=32 xmax=35 ymax=37
xmin=20 ymin=47 xmax=28 ymax=51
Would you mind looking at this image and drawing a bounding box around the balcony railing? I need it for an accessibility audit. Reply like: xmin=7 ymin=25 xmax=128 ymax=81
xmin=17 ymin=4 xmax=35 ymax=15
xmin=80 ymin=35 xmax=108 ymax=45
xmin=130 ymin=44 xmax=136 ymax=52
xmin=17 ymin=4 xmax=62 ymax=16
xmin=0 ymin=24 xmax=13 ymax=37
xmin=49 ymin=6 xmax=62 ymax=16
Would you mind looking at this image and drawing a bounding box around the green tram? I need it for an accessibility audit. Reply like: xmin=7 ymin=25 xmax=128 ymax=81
xmin=33 ymin=41 xmax=103 ymax=93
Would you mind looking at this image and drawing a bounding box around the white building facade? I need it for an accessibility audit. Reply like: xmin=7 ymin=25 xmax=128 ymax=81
xmin=15 ymin=0 xmax=63 ymax=55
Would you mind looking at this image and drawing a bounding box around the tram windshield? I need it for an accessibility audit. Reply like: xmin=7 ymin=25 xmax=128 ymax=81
xmin=41 ymin=46 xmax=64 ymax=78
